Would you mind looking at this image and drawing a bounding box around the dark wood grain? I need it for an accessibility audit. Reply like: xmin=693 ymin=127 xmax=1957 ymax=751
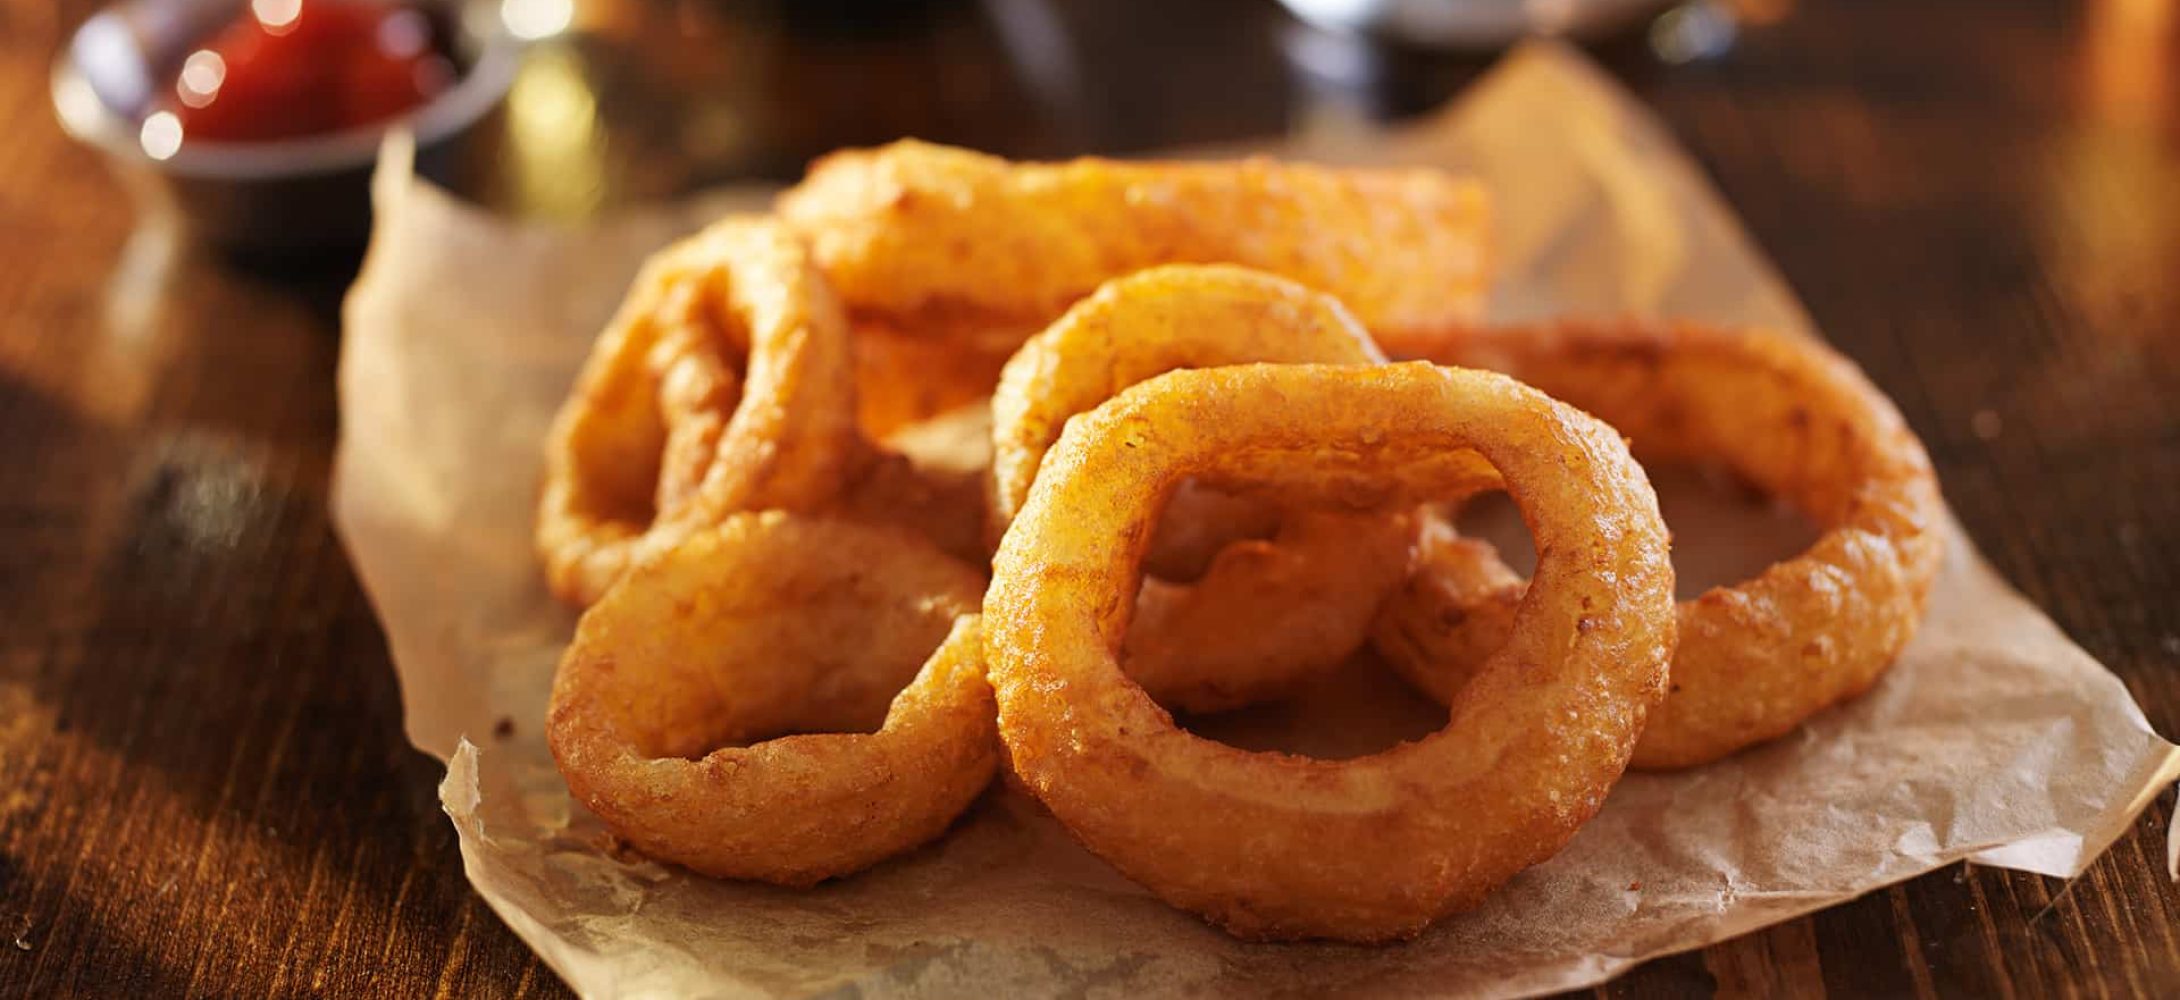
xmin=2 ymin=0 xmax=2176 ymax=996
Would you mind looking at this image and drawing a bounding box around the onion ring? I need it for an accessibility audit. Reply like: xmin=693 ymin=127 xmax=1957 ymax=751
xmin=547 ymin=512 xmax=995 ymax=886
xmin=1369 ymin=512 xmax=1526 ymax=701
xmin=851 ymin=317 xmax=1014 ymax=440
xmin=989 ymin=265 xmax=1415 ymax=713
xmin=984 ymin=362 xmax=1675 ymax=941
xmin=777 ymin=140 xmax=1489 ymax=357
xmin=1381 ymin=322 xmax=1944 ymax=769
xmin=1137 ymin=481 xmax=1286 ymax=584
xmin=536 ymin=218 xmax=863 ymax=606
xmin=830 ymin=449 xmax=992 ymax=570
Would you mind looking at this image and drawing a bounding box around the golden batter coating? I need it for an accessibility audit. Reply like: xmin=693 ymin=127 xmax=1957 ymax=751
xmin=536 ymin=218 xmax=863 ymax=606
xmin=547 ymin=513 xmax=995 ymax=886
xmin=779 ymin=140 xmax=1489 ymax=357
xmin=1384 ymin=322 xmax=1945 ymax=769
xmin=984 ymin=362 xmax=1674 ymax=941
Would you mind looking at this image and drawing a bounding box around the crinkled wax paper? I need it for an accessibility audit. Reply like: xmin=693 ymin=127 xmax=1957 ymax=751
xmin=332 ymin=42 xmax=2180 ymax=1000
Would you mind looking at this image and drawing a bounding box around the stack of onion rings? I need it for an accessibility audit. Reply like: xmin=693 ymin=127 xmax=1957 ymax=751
xmin=547 ymin=512 xmax=994 ymax=885
xmin=1378 ymin=322 xmax=1944 ymax=769
xmin=534 ymin=141 xmax=1948 ymax=944
xmin=985 ymin=362 xmax=1675 ymax=941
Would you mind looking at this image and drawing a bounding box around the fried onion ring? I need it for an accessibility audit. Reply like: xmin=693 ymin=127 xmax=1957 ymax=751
xmin=1136 ymin=481 xmax=1285 ymax=582
xmin=851 ymin=317 xmax=1014 ymax=440
xmin=984 ymin=363 xmax=1674 ymax=941
xmin=547 ymin=512 xmax=995 ymax=885
xmin=537 ymin=218 xmax=863 ymax=606
xmin=831 ymin=448 xmax=992 ymax=569
xmin=989 ymin=265 xmax=1414 ymax=712
xmin=778 ymin=140 xmax=1489 ymax=357
xmin=1381 ymin=322 xmax=1944 ymax=769
xmin=1369 ymin=512 xmax=1526 ymax=697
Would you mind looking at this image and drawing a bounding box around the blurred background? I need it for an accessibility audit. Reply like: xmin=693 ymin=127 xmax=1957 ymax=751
xmin=43 ymin=0 xmax=1803 ymax=250
xmin=429 ymin=0 xmax=1773 ymax=213
xmin=6 ymin=1 xmax=2180 ymax=996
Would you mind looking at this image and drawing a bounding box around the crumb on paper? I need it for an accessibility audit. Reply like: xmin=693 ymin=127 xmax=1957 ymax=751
xmin=595 ymin=832 xmax=649 ymax=865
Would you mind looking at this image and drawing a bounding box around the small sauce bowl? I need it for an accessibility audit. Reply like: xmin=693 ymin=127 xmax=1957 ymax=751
xmin=52 ymin=0 xmax=519 ymax=251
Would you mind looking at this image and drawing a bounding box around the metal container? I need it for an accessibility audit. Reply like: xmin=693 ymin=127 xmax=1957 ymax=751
xmin=1280 ymin=0 xmax=1670 ymax=48
xmin=51 ymin=0 xmax=519 ymax=250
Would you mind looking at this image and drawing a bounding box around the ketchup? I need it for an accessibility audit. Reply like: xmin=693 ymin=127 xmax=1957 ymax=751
xmin=163 ymin=0 xmax=457 ymax=144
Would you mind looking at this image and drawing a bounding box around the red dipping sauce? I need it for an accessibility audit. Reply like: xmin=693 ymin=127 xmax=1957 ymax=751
xmin=162 ymin=0 xmax=457 ymax=144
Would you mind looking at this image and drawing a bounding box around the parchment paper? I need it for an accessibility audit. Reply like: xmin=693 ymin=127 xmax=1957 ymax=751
xmin=332 ymin=43 xmax=2180 ymax=999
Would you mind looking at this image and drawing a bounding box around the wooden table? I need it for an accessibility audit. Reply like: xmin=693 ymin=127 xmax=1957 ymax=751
xmin=4 ymin=0 xmax=2176 ymax=995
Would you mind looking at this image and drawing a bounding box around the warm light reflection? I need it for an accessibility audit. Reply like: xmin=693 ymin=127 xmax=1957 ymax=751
xmin=138 ymin=111 xmax=183 ymax=160
xmin=507 ymin=45 xmax=605 ymax=216
xmin=2082 ymin=0 xmax=2173 ymax=124
xmin=176 ymin=50 xmax=225 ymax=108
xmin=2046 ymin=0 xmax=2178 ymax=346
xmin=2044 ymin=123 xmax=2170 ymax=346
xmin=1727 ymin=0 xmax=1795 ymax=27
xmin=377 ymin=7 xmax=431 ymax=58
xmin=251 ymin=0 xmax=302 ymax=33
xmin=1650 ymin=2 xmax=1737 ymax=65
xmin=502 ymin=0 xmax=574 ymax=41
xmin=99 ymin=222 xmax=181 ymax=400
xmin=158 ymin=436 xmax=268 ymax=556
